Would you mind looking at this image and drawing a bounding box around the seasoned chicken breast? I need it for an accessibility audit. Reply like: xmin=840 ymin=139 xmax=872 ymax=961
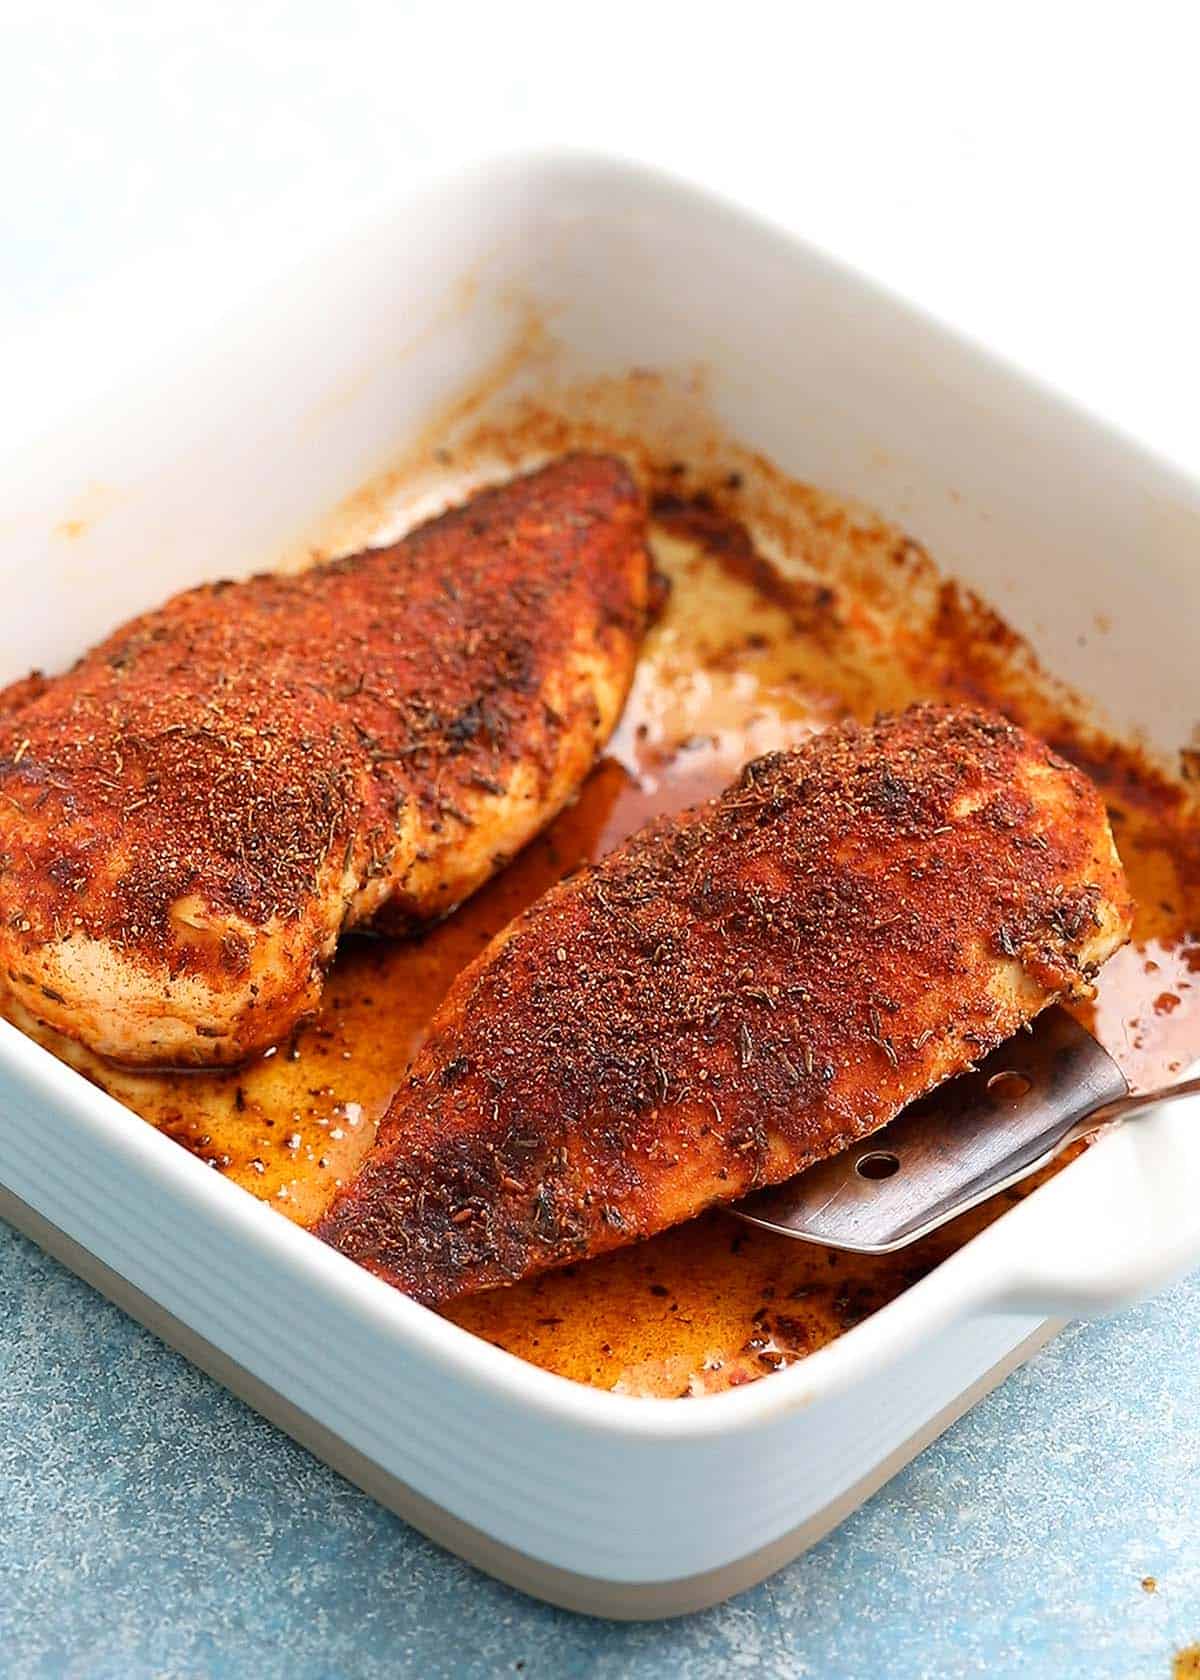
xmin=316 ymin=704 xmax=1133 ymax=1304
xmin=0 ymin=455 xmax=649 ymax=1065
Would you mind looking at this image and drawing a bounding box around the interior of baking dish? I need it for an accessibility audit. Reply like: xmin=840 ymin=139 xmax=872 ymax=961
xmin=3 ymin=156 xmax=1199 ymax=1400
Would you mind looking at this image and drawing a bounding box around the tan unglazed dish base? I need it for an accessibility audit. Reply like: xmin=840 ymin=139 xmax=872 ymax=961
xmin=0 ymin=1184 xmax=1062 ymax=1620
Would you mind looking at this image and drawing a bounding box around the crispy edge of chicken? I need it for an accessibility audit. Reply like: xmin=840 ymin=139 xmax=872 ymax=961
xmin=0 ymin=454 xmax=649 ymax=1066
xmin=315 ymin=703 xmax=1134 ymax=1304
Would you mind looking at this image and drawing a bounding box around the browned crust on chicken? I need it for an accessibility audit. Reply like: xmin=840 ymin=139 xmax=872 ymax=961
xmin=0 ymin=455 xmax=649 ymax=1065
xmin=316 ymin=704 xmax=1133 ymax=1304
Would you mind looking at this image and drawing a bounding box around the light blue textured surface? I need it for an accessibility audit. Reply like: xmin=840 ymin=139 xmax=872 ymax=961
xmin=5 ymin=8 xmax=1200 ymax=1676
xmin=3 ymin=1217 xmax=1199 ymax=1679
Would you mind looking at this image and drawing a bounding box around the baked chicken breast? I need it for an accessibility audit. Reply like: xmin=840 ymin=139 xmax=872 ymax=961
xmin=0 ymin=455 xmax=649 ymax=1065
xmin=316 ymin=704 xmax=1132 ymax=1304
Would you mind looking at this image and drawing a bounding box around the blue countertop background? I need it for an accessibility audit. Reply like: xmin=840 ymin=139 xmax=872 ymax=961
xmin=4 ymin=1220 xmax=1199 ymax=1679
xmin=4 ymin=7 xmax=1200 ymax=1675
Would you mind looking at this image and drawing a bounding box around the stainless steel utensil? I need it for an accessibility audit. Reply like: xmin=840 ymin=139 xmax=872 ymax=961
xmin=731 ymin=1007 xmax=1200 ymax=1253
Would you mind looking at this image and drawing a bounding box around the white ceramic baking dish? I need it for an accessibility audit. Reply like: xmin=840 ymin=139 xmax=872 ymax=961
xmin=2 ymin=152 xmax=1200 ymax=1619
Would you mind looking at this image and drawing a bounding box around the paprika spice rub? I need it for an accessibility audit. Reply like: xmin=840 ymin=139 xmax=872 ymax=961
xmin=0 ymin=455 xmax=650 ymax=1066
xmin=316 ymin=703 xmax=1133 ymax=1303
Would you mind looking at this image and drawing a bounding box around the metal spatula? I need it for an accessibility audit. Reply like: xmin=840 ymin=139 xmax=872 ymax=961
xmin=731 ymin=1007 xmax=1200 ymax=1253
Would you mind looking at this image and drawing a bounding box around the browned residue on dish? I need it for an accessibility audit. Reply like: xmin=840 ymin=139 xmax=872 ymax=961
xmin=9 ymin=380 xmax=1200 ymax=1396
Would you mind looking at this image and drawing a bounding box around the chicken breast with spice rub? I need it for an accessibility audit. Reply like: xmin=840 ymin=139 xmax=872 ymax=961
xmin=0 ymin=455 xmax=650 ymax=1065
xmin=316 ymin=704 xmax=1133 ymax=1303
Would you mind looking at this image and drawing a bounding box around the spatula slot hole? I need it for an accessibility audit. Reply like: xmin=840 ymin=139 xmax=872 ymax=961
xmin=987 ymin=1070 xmax=1032 ymax=1101
xmin=855 ymin=1150 xmax=900 ymax=1180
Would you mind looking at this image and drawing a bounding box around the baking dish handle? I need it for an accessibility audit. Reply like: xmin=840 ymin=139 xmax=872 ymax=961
xmin=959 ymin=1104 xmax=1200 ymax=1320
xmin=991 ymin=1240 xmax=1199 ymax=1320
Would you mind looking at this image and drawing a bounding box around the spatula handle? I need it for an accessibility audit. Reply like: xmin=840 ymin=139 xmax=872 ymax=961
xmin=1074 ymin=1074 xmax=1200 ymax=1139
